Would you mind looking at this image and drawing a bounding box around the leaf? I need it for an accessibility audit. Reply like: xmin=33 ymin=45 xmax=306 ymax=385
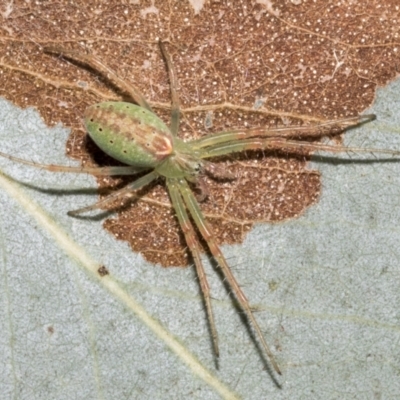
xmin=1 ymin=1 xmax=400 ymax=398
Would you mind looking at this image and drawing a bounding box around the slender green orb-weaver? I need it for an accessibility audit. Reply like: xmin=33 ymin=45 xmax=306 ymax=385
xmin=2 ymin=41 xmax=399 ymax=377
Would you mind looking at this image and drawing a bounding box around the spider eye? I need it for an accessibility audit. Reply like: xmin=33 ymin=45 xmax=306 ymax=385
xmin=194 ymin=163 xmax=202 ymax=173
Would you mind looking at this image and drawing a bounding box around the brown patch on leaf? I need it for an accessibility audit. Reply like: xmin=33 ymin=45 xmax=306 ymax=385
xmin=1 ymin=1 xmax=400 ymax=267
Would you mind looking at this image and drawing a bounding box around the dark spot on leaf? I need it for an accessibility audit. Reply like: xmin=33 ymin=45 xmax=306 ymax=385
xmin=98 ymin=265 xmax=109 ymax=276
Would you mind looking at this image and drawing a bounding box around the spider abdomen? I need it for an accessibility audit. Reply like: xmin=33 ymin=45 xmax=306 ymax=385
xmin=84 ymin=101 xmax=174 ymax=168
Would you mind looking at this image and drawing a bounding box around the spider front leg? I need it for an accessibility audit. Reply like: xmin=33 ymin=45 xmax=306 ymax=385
xmin=176 ymin=178 xmax=282 ymax=375
xmin=0 ymin=150 xmax=145 ymax=175
xmin=0 ymin=151 xmax=158 ymax=216
xmin=191 ymin=114 xmax=376 ymax=150
xmin=159 ymin=41 xmax=181 ymax=136
xmin=167 ymin=179 xmax=219 ymax=357
xmin=67 ymin=170 xmax=158 ymax=216
xmin=44 ymin=46 xmax=153 ymax=111
xmin=193 ymin=113 xmax=400 ymax=159
xmin=200 ymin=136 xmax=400 ymax=159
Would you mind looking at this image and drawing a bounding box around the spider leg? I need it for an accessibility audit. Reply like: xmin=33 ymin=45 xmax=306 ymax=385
xmin=67 ymin=170 xmax=158 ymax=216
xmin=159 ymin=42 xmax=181 ymax=136
xmin=200 ymin=136 xmax=400 ymax=159
xmin=167 ymin=178 xmax=219 ymax=357
xmin=44 ymin=47 xmax=153 ymax=111
xmin=191 ymin=114 xmax=375 ymax=150
xmin=0 ymin=151 xmax=145 ymax=175
xmin=177 ymin=178 xmax=282 ymax=375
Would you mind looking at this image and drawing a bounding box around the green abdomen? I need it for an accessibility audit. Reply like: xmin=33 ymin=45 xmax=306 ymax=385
xmin=84 ymin=102 xmax=173 ymax=168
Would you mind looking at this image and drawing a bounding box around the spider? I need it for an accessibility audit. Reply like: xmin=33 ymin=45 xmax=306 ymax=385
xmin=1 ymin=41 xmax=398 ymax=376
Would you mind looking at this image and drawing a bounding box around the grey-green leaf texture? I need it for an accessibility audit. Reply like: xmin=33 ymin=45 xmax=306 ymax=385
xmin=1 ymin=79 xmax=400 ymax=399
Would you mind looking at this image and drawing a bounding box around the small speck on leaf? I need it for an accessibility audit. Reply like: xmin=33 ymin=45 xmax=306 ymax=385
xmin=98 ymin=265 xmax=110 ymax=276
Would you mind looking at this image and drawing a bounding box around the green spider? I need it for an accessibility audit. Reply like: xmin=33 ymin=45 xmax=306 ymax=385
xmin=1 ymin=41 xmax=398 ymax=376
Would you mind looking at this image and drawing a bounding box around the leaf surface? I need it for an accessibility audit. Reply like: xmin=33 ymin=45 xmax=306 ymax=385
xmin=1 ymin=1 xmax=400 ymax=398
